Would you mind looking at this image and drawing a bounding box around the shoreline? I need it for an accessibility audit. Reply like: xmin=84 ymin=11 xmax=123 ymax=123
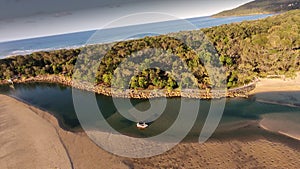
xmin=8 ymin=94 xmax=79 ymax=132
xmin=0 ymin=94 xmax=129 ymax=169
xmin=0 ymin=74 xmax=255 ymax=99
xmin=255 ymin=98 xmax=300 ymax=108
xmin=3 ymin=72 xmax=300 ymax=100
xmin=278 ymin=131 xmax=300 ymax=141
xmin=0 ymin=94 xmax=73 ymax=168
xmin=258 ymin=119 xmax=300 ymax=142
xmin=212 ymin=12 xmax=272 ymax=18
xmin=2 ymin=94 xmax=300 ymax=168
xmin=249 ymin=72 xmax=300 ymax=95
xmin=249 ymin=72 xmax=300 ymax=108
xmin=253 ymin=73 xmax=300 ymax=142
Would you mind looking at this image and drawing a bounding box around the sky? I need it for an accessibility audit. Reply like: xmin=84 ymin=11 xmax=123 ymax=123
xmin=0 ymin=0 xmax=253 ymax=42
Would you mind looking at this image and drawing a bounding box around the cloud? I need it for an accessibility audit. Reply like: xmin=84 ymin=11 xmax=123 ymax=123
xmin=0 ymin=0 xmax=140 ymax=20
xmin=53 ymin=11 xmax=73 ymax=18
xmin=0 ymin=0 xmax=253 ymax=42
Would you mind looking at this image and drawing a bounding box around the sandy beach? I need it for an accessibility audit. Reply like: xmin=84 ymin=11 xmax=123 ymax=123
xmin=0 ymin=73 xmax=300 ymax=168
xmin=251 ymin=73 xmax=300 ymax=94
xmin=260 ymin=112 xmax=300 ymax=140
xmin=1 ymin=94 xmax=300 ymax=168
xmin=0 ymin=95 xmax=72 ymax=169
xmin=0 ymin=95 xmax=128 ymax=169
xmin=249 ymin=73 xmax=300 ymax=143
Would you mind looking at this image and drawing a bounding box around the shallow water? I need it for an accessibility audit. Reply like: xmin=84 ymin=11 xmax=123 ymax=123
xmin=0 ymin=82 xmax=299 ymax=140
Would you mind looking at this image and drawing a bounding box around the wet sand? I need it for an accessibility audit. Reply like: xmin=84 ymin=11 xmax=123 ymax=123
xmin=250 ymin=73 xmax=300 ymax=142
xmin=131 ymin=140 xmax=300 ymax=168
xmin=260 ymin=112 xmax=300 ymax=141
xmin=0 ymin=94 xmax=128 ymax=169
xmin=250 ymin=73 xmax=300 ymax=107
xmin=1 ymin=74 xmax=300 ymax=169
xmin=0 ymin=95 xmax=72 ymax=169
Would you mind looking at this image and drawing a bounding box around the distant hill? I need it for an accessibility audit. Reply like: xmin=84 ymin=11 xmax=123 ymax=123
xmin=1 ymin=10 xmax=299 ymax=90
xmin=213 ymin=0 xmax=300 ymax=17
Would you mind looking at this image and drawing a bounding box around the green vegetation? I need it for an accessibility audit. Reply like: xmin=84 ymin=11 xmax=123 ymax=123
xmin=0 ymin=49 xmax=79 ymax=78
xmin=205 ymin=9 xmax=300 ymax=87
xmin=73 ymin=33 xmax=222 ymax=90
xmin=213 ymin=0 xmax=300 ymax=17
xmin=0 ymin=10 xmax=299 ymax=90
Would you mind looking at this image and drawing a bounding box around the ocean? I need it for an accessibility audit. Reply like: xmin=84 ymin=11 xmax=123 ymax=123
xmin=0 ymin=14 xmax=273 ymax=58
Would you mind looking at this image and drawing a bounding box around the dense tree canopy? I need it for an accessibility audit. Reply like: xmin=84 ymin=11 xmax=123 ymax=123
xmin=204 ymin=9 xmax=300 ymax=87
xmin=0 ymin=10 xmax=299 ymax=90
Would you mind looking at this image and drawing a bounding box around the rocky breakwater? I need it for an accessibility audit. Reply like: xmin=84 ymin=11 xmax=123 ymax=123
xmin=78 ymin=81 xmax=256 ymax=99
xmin=1 ymin=75 xmax=73 ymax=86
xmin=227 ymin=82 xmax=256 ymax=98
xmin=0 ymin=75 xmax=256 ymax=99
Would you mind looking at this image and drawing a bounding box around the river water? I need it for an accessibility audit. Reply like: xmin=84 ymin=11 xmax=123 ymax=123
xmin=0 ymin=82 xmax=299 ymax=140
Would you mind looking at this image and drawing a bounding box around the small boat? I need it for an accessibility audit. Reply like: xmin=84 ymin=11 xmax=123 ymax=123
xmin=7 ymin=79 xmax=13 ymax=84
xmin=7 ymin=79 xmax=14 ymax=89
xmin=136 ymin=122 xmax=148 ymax=129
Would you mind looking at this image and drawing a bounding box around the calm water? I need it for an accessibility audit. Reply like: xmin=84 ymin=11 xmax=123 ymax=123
xmin=1 ymin=13 xmax=298 ymax=141
xmin=0 ymin=14 xmax=273 ymax=58
xmin=0 ymin=83 xmax=299 ymax=139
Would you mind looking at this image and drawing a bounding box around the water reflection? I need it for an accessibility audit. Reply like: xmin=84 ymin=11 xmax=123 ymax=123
xmin=0 ymin=82 xmax=300 ymax=139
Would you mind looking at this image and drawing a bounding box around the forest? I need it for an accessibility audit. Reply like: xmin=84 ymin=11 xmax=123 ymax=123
xmin=0 ymin=10 xmax=299 ymax=90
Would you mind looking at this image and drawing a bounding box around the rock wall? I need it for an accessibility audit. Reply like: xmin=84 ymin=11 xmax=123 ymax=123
xmin=1 ymin=75 xmax=256 ymax=99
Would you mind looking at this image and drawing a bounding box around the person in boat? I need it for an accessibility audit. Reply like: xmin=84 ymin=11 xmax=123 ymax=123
xmin=136 ymin=122 xmax=148 ymax=129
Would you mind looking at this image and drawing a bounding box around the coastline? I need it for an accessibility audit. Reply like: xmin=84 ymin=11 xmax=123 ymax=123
xmin=259 ymin=113 xmax=300 ymax=142
xmin=250 ymin=73 xmax=300 ymax=95
xmin=3 ymin=71 xmax=299 ymax=100
xmin=1 ymin=73 xmax=300 ymax=168
xmin=0 ymin=94 xmax=129 ymax=169
xmin=0 ymin=74 xmax=255 ymax=99
xmin=0 ymin=94 xmax=72 ymax=169
xmin=212 ymin=12 xmax=272 ymax=18
xmin=249 ymin=72 xmax=300 ymax=107
xmin=2 ymin=94 xmax=300 ymax=168
xmin=251 ymin=73 xmax=300 ymax=142
xmin=8 ymin=94 xmax=79 ymax=132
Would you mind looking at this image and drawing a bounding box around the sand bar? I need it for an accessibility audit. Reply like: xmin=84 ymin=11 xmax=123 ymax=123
xmin=0 ymin=94 xmax=128 ymax=169
xmin=260 ymin=112 xmax=300 ymax=141
xmin=1 ymin=90 xmax=300 ymax=168
xmin=0 ymin=95 xmax=72 ymax=169
xmin=248 ymin=72 xmax=300 ymax=144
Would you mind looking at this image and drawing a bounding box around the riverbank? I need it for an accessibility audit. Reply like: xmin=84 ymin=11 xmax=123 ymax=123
xmin=0 ymin=74 xmax=255 ymax=99
xmin=250 ymin=72 xmax=300 ymax=107
xmin=0 ymin=95 xmax=72 ymax=169
xmin=0 ymin=94 xmax=130 ymax=169
xmin=2 ymin=94 xmax=300 ymax=168
xmin=250 ymin=73 xmax=300 ymax=142
xmin=250 ymin=73 xmax=300 ymax=95
xmin=259 ymin=112 xmax=300 ymax=141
